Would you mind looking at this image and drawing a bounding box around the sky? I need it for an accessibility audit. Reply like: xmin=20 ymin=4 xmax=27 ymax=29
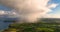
xmin=0 ymin=0 xmax=60 ymax=18
xmin=44 ymin=0 xmax=60 ymax=18
xmin=49 ymin=0 xmax=60 ymax=14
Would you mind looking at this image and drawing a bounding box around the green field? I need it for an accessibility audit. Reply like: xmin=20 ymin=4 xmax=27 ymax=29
xmin=2 ymin=18 xmax=60 ymax=32
xmin=2 ymin=22 xmax=60 ymax=32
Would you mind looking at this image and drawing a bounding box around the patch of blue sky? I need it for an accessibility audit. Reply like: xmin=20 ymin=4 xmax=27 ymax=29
xmin=48 ymin=0 xmax=60 ymax=14
xmin=0 ymin=5 xmax=12 ymax=11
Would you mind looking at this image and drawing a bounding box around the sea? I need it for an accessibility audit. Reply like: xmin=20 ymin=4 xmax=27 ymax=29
xmin=0 ymin=17 xmax=18 ymax=30
xmin=0 ymin=20 xmax=12 ymax=30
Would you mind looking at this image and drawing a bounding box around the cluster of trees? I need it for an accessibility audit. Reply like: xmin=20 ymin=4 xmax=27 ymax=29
xmin=2 ymin=22 xmax=60 ymax=32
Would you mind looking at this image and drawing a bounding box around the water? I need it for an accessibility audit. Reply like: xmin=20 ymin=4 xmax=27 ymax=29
xmin=0 ymin=18 xmax=18 ymax=30
xmin=0 ymin=20 xmax=13 ymax=30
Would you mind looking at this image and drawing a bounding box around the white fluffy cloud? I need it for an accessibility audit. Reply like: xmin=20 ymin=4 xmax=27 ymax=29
xmin=0 ymin=0 xmax=58 ymax=23
xmin=0 ymin=10 xmax=5 ymax=15
xmin=48 ymin=4 xmax=58 ymax=8
xmin=0 ymin=10 xmax=18 ymax=18
xmin=0 ymin=0 xmax=58 ymax=16
xmin=43 ymin=14 xmax=60 ymax=18
xmin=0 ymin=10 xmax=17 ymax=15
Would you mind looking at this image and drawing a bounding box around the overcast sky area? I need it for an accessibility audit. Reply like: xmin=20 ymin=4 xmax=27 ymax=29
xmin=0 ymin=0 xmax=60 ymax=18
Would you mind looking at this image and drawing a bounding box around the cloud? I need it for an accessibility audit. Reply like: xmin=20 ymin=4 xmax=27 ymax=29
xmin=48 ymin=4 xmax=58 ymax=8
xmin=0 ymin=0 xmax=58 ymax=23
xmin=0 ymin=10 xmax=17 ymax=18
xmin=43 ymin=14 xmax=60 ymax=18
xmin=0 ymin=10 xmax=16 ymax=15
xmin=0 ymin=10 xmax=5 ymax=15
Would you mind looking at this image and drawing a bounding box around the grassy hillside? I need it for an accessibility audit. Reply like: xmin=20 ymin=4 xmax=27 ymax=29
xmin=2 ymin=18 xmax=60 ymax=32
xmin=2 ymin=22 xmax=60 ymax=32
